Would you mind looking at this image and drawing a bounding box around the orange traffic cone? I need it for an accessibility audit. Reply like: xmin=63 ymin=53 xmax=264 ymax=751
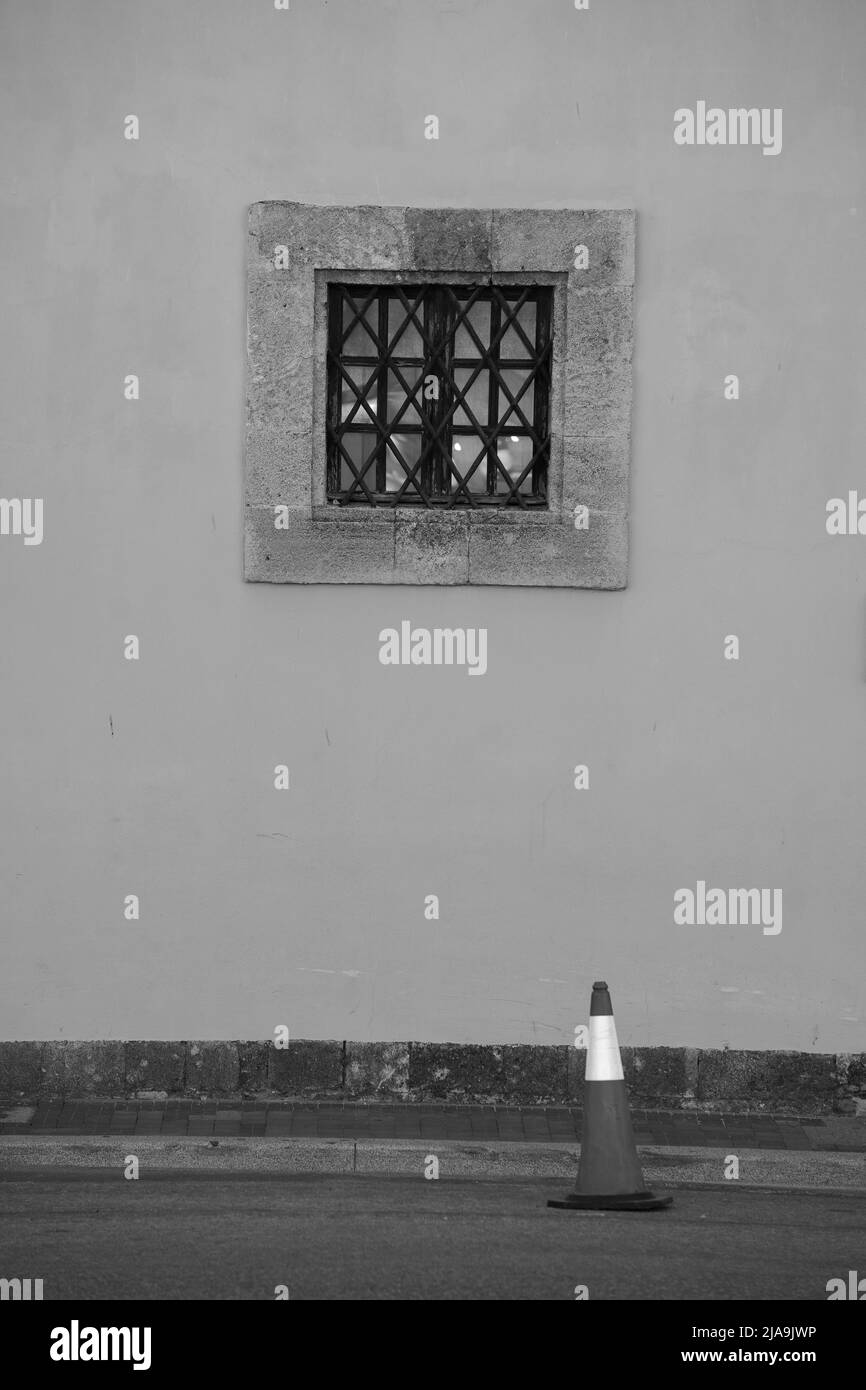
xmin=548 ymin=981 xmax=672 ymax=1211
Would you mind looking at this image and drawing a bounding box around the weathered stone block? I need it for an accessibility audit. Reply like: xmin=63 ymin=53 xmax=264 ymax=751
xmin=267 ymin=1039 xmax=343 ymax=1095
xmin=562 ymin=436 xmax=631 ymax=514
xmin=238 ymin=1041 xmax=270 ymax=1094
xmin=249 ymin=201 xmax=411 ymax=271
xmin=492 ymin=208 xmax=635 ymax=285
xmin=837 ymin=1053 xmax=866 ymax=1094
xmin=394 ymin=512 xmax=469 ymax=583
xmin=125 ymin=1042 xmax=186 ymax=1096
xmin=468 ymin=514 xmax=627 ymax=588
xmin=41 ymin=1042 xmax=125 ymax=1097
xmin=344 ymin=1042 xmax=409 ymax=1098
xmin=408 ymin=1043 xmax=504 ymax=1099
xmin=758 ymin=1052 xmax=838 ymax=1105
xmin=566 ymin=286 xmax=634 ymax=372
xmin=406 ymin=207 xmax=493 ymax=272
xmin=245 ymin=428 xmax=314 ymax=509
xmin=501 ymin=1045 xmax=568 ymax=1101
xmin=244 ymin=506 xmax=396 ymax=584
xmin=0 ymin=1042 xmax=43 ymax=1097
xmin=695 ymin=1050 xmax=759 ymax=1102
xmin=563 ymin=393 xmax=633 ymax=444
xmin=631 ymin=1047 xmax=690 ymax=1103
xmin=186 ymin=1042 xmax=240 ymax=1096
xmin=697 ymin=1049 xmax=837 ymax=1111
xmin=247 ymin=271 xmax=315 ymax=436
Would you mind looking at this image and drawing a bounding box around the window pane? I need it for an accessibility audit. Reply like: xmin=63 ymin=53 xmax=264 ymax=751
xmin=387 ymin=296 xmax=424 ymax=358
xmin=384 ymin=434 xmax=423 ymax=493
xmin=453 ymin=298 xmax=491 ymax=358
xmin=498 ymin=369 xmax=534 ymax=426
xmin=387 ymin=368 xmax=422 ymax=423
xmin=328 ymin=282 xmax=551 ymax=508
xmin=450 ymin=434 xmax=487 ymax=493
xmin=340 ymin=367 xmax=378 ymax=423
xmin=452 ymin=368 xmax=490 ymax=426
xmin=499 ymin=300 xmax=537 ymax=358
xmin=342 ymin=293 xmax=379 ymax=357
xmin=495 ymin=435 xmax=534 ymax=494
xmin=340 ymin=433 xmax=378 ymax=494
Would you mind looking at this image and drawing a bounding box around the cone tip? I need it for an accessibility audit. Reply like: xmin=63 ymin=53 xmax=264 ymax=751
xmin=592 ymin=980 xmax=609 ymax=990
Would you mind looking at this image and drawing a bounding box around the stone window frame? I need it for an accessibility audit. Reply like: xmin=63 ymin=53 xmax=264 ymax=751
xmin=245 ymin=203 xmax=635 ymax=588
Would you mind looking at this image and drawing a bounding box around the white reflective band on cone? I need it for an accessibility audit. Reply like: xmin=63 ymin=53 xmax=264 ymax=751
xmin=585 ymin=1013 xmax=624 ymax=1081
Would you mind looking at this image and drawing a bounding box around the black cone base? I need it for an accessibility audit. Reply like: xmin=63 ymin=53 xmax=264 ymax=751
xmin=547 ymin=1189 xmax=673 ymax=1212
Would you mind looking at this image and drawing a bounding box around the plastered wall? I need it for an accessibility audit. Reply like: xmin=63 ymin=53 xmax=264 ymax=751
xmin=1 ymin=0 xmax=864 ymax=1051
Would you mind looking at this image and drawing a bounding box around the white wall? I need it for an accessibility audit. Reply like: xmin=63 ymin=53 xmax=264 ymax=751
xmin=1 ymin=0 xmax=864 ymax=1050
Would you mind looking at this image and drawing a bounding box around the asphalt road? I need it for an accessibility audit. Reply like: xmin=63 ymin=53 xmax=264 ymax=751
xmin=1 ymin=1172 xmax=862 ymax=1300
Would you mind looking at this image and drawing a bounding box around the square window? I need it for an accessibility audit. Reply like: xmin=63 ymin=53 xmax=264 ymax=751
xmin=245 ymin=202 xmax=635 ymax=588
xmin=326 ymin=283 xmax=553 ymax=507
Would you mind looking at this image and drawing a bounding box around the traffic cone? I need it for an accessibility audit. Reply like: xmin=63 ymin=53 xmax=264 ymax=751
xmin=548 ymin=981 xmax=672 ymax=1211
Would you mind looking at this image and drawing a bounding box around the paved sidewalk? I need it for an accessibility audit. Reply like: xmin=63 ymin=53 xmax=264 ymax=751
xmin=1 ymin=1135 xmax=864 ymax=1191
xmin=2 ymin=1099 xmax=864 ymax=1151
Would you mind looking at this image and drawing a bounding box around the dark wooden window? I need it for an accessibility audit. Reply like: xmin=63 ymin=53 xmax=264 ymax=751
xmin=326 ymin=283 xmax=553 ymax=507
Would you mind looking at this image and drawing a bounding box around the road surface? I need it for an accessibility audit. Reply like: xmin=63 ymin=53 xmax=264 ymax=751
xmin=0 ymin=1171 xmax=862 ymax=1300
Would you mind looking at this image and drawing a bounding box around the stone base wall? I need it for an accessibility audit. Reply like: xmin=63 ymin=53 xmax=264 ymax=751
xmin=1 ymin=1042 xmax=864 ymax=1113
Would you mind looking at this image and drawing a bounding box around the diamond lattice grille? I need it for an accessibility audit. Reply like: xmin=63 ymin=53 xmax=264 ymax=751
xmin=326 ymin=283 xmax=553 ymax=507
